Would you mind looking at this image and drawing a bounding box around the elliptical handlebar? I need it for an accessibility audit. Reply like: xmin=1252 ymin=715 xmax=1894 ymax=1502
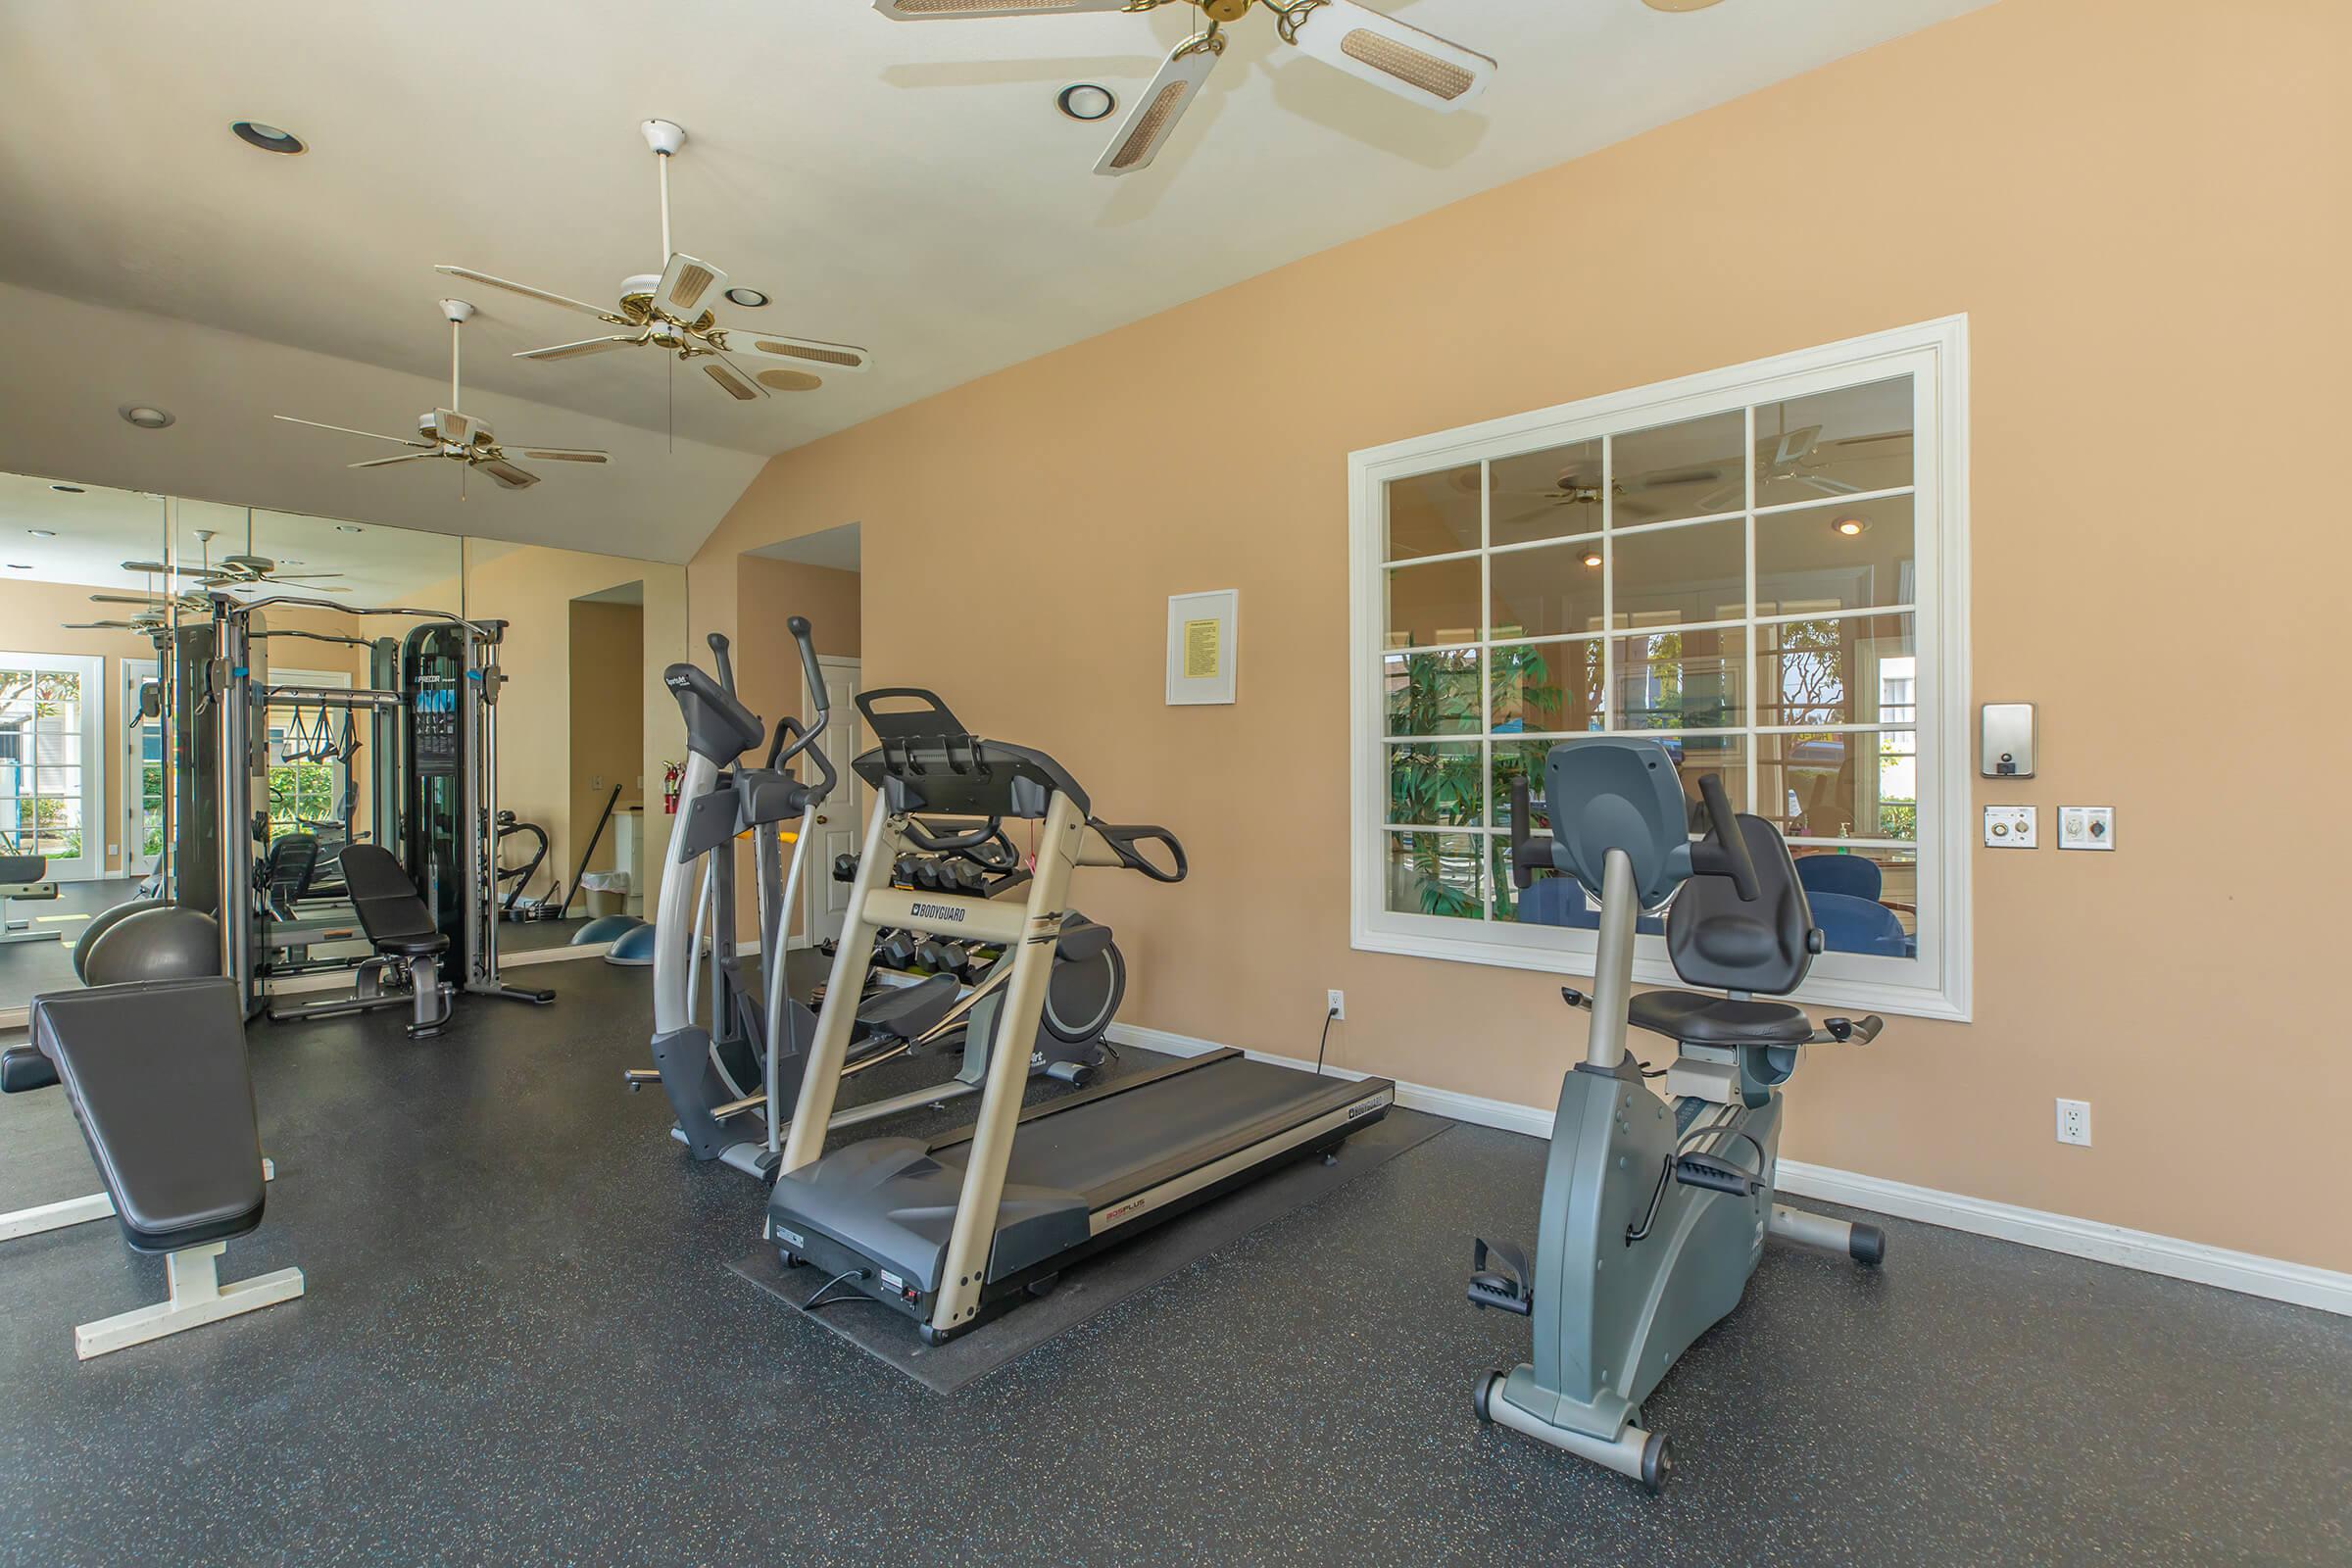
xmin=756 ymin=618 xmax=839 ymax=804
xmin=707 ymin=631 xmax=737 ymax=697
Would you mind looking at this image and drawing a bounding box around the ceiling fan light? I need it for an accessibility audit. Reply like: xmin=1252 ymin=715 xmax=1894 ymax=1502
xmin=1582 ymin=551 xmax=1602 ymax=568
xmin=1284 ymin=0 xmax=1494 ymax=109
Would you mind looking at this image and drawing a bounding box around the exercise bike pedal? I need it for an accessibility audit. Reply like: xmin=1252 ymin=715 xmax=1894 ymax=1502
xmin=1467 ymin=1238 xmax=1533 ymax=1315
xmin=1673 ymin=1152 xmax=1764 ymax=1197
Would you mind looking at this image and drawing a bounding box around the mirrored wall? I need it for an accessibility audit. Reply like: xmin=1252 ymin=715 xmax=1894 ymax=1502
xmin=0 ymin=468 xmax=682 ymax=1015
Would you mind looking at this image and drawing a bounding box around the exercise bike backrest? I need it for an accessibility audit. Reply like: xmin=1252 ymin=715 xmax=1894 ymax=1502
xmin=1515 ymin=736 xmax=1817 ymax=997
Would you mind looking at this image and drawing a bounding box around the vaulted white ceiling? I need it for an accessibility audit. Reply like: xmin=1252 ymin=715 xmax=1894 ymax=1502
xmin=0 ymin=0 xmax=1991 ymax=561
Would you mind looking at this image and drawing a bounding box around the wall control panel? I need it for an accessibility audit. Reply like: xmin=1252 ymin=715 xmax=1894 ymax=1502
xmin=1983 ymin=805 xmax=2037 ymax=848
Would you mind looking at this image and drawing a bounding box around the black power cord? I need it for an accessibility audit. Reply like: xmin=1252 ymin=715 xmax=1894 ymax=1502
xmin=1314 ymin=1003 xmax=1338 ymax=1077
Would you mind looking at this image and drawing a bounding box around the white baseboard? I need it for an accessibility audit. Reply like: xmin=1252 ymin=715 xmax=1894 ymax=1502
xmin=1104 ymin=1021 xmax=2352 ymax=1319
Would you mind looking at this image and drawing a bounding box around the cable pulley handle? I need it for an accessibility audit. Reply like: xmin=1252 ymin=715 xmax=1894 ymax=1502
xmin=706 ymin=631 xmax=737 ymax=697
xmin=1694 ymin=772 xmax=1760 ymax=903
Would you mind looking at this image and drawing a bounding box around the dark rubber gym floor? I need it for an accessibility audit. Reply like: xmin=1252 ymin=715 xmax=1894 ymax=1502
xmin=2 ymin=954 xmax=2347 ymax=1566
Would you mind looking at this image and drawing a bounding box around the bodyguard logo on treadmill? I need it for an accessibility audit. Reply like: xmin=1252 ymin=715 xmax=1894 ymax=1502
xmin=776 ymin=1227 xmax=806 ymax=1249
xmin=908 ymin=902 xmax=965 ymax=922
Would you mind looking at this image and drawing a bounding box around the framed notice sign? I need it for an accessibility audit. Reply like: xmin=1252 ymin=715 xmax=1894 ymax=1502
xmin=1166 ymin=589 xmax=1238 ymax=706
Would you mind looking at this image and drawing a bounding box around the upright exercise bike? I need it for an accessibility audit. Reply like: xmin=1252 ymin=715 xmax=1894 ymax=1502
xmin=1468 ymin=737 xmax=1886 ymax=1491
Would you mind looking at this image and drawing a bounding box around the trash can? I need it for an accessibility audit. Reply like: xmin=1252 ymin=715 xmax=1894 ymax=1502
xmin=580 ymin=870 xmax=630 ymax=918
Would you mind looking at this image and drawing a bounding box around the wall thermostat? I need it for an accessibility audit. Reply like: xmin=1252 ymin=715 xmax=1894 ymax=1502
xmin=1981 ymin=703 xmax=2035 ymax=778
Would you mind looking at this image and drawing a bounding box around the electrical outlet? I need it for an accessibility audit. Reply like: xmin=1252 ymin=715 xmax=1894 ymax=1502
xmin=1984 ymin=805 xmax=2038 ymax=848
xmin=1326 ymin=989 xmax=1346 ymax=1021
xmin=2056 ymin=1098 xmax=2091 ymax=1147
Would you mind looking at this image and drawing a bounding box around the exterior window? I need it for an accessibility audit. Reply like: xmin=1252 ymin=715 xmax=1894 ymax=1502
xmin=1350 ymin=319 xmax=1970 ymax=1019
xmin=0 ymin=655 xmax=106 ymax=878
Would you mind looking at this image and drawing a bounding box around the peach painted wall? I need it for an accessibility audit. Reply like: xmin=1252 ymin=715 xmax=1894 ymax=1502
xmin=687 ymin=0 xmax=2352 ymax=1271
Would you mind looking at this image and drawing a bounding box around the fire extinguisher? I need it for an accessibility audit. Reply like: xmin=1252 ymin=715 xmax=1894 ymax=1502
xmin=662 ymin=761 xmax=684 ymax=815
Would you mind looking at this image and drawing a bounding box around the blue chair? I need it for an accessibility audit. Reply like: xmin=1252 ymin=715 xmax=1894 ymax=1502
xmin=1794 ymin=853 xmax=1882 ymax=903
xmin=1518 ymin=875 xmax=1664 ymax=935
xmin=1808 ymin=890 xmax=1915 ymax=958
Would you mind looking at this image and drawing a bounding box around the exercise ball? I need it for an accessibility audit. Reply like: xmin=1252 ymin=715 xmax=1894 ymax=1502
xmin=604 ymin=921 xmax=658 ymax=967
xmin=574 ymin=913 xmax=644 ymax=947
xmin=83 ymin=905 xmax=221 ymax=986
xmin=74 ymin=898 xmax=158 ymax=983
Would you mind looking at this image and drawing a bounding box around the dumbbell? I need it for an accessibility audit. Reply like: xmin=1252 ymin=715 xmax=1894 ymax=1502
xmin=938 ymin=859 xmax=986 ymax=894
xmin=832 ymin=854 xmax=859 ymax=883
xmin=891 ymin=855 xmax=925 ymax=887
xmin=916 ymin=940 xmax=972 ymax=980
xmin=876 ymin=930 xmax=921 ymax=970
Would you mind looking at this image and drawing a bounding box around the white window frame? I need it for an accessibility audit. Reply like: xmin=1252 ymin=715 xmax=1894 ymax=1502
xmin=123 ymin=657 xmax=163 ymax=879
xmin=1348 ymin=316 xmax=1972 ymax=1021
xmin=0 ymin=651 xmax=108 ymax=882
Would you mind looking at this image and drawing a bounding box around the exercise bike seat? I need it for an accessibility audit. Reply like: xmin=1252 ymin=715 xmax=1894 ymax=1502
xmin=1627 ymin=991 xmax=1814 ymax=1048
xmin=28 ymin=977 xmax=268 ymax=1254
xmin=855 ymin=972 xmax=959 ymax=1045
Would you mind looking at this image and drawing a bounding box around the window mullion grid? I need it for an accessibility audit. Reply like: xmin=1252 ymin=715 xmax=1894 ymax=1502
xmin=1600 ymin=433 xmax=1615 ymax=733
xmin=1744 ymin=401 xmax=1759 ymax=815
xmin=1479 ymin=457 xmax=1494 ymax=919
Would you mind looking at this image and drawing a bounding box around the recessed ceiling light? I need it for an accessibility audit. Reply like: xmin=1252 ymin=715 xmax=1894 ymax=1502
xmin=6 ymin=564 xmax=30 ymax=571
xmin=48 ymin=484 xmax=84 ymax=494
xmin=1582 ymin=550 xmax=1603 ymax=568
xmin=119 ymin=405 xmax=174 ymax=429
xmin=231 ymin=121 xmax=307 ymax=155
xmin=335 ymin=524 xmax=364 ymax=533
xmin=1642 ymin=0 xmax=1727 ymax=10
xmin=723 ymin=286 xmax=770 ymax=309
xmin=1057 ymin=84 xmax=1117 ymax=122
xmin=27 ymin=529 xmax=56 ymax=538
xmin=1832 ymin=514 xmax=1869 ymax=537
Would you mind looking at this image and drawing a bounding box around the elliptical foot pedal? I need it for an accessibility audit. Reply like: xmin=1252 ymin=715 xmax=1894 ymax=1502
xmin=1467 ymin=1238 xmax=1532 ymax=1315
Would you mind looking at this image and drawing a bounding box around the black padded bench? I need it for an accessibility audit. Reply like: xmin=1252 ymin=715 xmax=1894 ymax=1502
xmin=2 ymin=976 xmax=304 ymax=1358
xmin=269 ymin=843 xmax=453 ymax=1037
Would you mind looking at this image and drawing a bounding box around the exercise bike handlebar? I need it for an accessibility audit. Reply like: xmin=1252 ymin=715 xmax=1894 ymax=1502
xmin=1690 ymin=773 xmax=1761 ymax=903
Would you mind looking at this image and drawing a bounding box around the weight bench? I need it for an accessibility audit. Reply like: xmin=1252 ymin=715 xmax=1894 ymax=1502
xmin=268 ymin=843 xmax=453 ymax=1037
xmin=2 ymin=976 xmax=304 ymax=1359
xmin=1 ymin=853 xmax=62 ymax=946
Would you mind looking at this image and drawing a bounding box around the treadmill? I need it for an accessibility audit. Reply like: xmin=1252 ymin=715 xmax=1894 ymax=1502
xmin=767 ymin=688 xmax=1395 ymax=1343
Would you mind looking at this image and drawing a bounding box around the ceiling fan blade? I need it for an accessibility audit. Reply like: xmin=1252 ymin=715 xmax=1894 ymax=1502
xmin=434 ymin=266 xmax=624 ymax=323
xmin=1694 ymin=483 xmax=1742 ymax=514
xmin=479 ymin=460 xmax=541 ymax=490
xmin=653 ymin=254 xmax=726 ymax=321
xmin=1280 ymin=0 xmax=1494 ymax=111
xmin=871 ymin=0 xmax=1130 ymax=16
xmin=64 ymin=621 xmax=143 ymax=631
xmin=263 ymin=571 xmax=348 ymax=581
xmin=90 ymin=594 xmax=173 ymax=607
xmin=756 ymin=368 xmax=824 ymax=393
xmin=1095 ymin=38 xmax=1222 ymax=177
xmin=1796 ymin=474 xmax=1865 ymax=497
xmin=725 ymin=332 xmax=871 ymax=374
xmin=511 ymin=447 xmax=611 ymax=464
xmin=350 ymin=452 xmax=441 ymax=470
xmin=273 ymin=414 xmax=425 ymax=447
xmin=515 ymin=334 xmax=640 ymax=362
xmin=698 ymin=353 xmax=767 ymax=403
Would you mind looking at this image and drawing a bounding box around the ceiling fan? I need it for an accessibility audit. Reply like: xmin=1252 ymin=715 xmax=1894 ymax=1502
xmin=1695 ymin=426 xmax=1869 ymax=514
xmin=274 ymin=301 xmax=609 ymax=490
xmin=119 ymin=514 xmax=351 ymax=593
xmin=436 ymin=120 xmax=871 ymax=403
xmin=871 ymin=0 xmax=1496 ymax=177
xmin=1486 ymin=464 xmax=1725 ymax=522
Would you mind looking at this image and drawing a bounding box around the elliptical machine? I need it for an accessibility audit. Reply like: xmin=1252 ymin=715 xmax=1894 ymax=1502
xmin=1468 ymin=737 xmax=1886 ymax=1491
xmin=632 ymin=621 xmax=1118 ymax=1180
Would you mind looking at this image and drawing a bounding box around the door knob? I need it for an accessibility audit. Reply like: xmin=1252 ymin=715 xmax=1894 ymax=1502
xmin=814 ymin=815 xmax=828 ymax=824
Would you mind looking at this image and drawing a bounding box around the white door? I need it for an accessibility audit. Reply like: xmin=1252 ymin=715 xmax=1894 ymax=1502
xmin=122 ymin=659 xmax=163 ymax=879
xmin=803 ymin=656 xmax=864 ymax=947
